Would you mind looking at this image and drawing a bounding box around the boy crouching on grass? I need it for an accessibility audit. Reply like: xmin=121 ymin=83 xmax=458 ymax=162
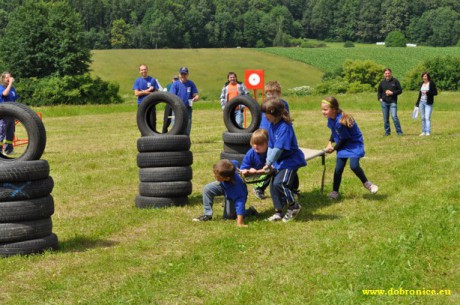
xmin=193 ymin=159 xmax=258 ymax=227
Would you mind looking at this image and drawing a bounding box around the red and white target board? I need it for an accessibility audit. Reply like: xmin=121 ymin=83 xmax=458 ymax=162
xmin=244 ymin=70 xmax=264 ymax=90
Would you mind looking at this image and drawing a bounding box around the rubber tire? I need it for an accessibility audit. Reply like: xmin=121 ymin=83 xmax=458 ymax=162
xmin=139 ymin=181 xmax=192 ymax=197
xmin=223 ymin=142 xmax=251 ymax=154
xmin=222 ymin=131 xmax=252 ymax=145
xmin=139 ymin=166 xmax=192 ymax=182
xmin=0 ymin=196 xmax=54 ymax=222
xmin=220 ymin=152 xmax=245 ymax=164
xmin=134 ymin=195 xmax=189 ymax=209
xmin=0 ymin=102 xmax=46 ymax=162
xmin=137 ymin=92 xmax=188 ymax=136
xmin=0 ymin=160 xmax=49 ymax=182
xmin=0 ymin=217 xmax=52 ymax=243
xmin=0 ymin=233 xmax=58 ymax=257
xmin=137 ymin=151 xmax=193 ymax=168
xmin=223 ymin=95 xmax=261 ymax=133
xmin=0 ymin=176 xmax=54 ymax=202
xmin=137 ymin=135 xmax=191 ymax=152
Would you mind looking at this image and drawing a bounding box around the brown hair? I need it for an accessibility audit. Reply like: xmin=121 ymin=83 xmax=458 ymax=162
xmin=261 ymin=97 xmax=293 ymax=124
xmin=250 ymin=129 xmax=268 ymax=146
xmin=213 ymin=159 xmax=235 ymax=180
xmin=322 ymin=96 xmax=355 ymax=128
xmin=421 ymin=71 xmax=431 ymax=81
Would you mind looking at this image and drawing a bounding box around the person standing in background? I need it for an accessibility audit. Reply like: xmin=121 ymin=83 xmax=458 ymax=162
xmin=377 ymin=68 xmax=403 ymax=136
xmin=170 ymin=67 xmax=199 ymax=136
xmin=132 ymin=64 xmax=162 ymax=106
xmin=219 ymin=72 xmax=250 ymax=128
xmin=162 ymin=75 xmax=179 ymax=133
xmin=415 ymin=72 xmax=438 ymax=136
xmin=0 ymin=72 xmax=19 ymax=155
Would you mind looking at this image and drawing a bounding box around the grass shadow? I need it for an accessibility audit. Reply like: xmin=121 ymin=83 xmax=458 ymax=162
xmin=57 ymin=235 xmax=119 ymax=253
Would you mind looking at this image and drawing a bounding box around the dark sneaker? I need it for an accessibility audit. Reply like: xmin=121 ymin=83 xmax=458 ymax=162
xmin=3 ymin=147 xmax=13 ymax=155
xmin=266 ymin=212 xmax=283 ymax=222
xmin=282 ymin=203 xmax=301 ymax=222
xmin=253 ymin=188 xmax=266 ymax=199
xmin=328 ymin=191 xmax=339 ymax=200
xmin=246 ymin=206 xmax=259 ymax=217
xmin=192 ymin=214 xmax=212 ymax=222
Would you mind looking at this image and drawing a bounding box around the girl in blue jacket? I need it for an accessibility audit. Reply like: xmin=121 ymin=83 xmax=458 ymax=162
xmin=321 ymin=96 xmax=378 ymax=200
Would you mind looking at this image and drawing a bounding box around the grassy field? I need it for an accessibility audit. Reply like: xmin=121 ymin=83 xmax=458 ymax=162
xmin=260 ymin=46 xmax=460 ymax=79
xmin=1 ymin=90 xmax=459 ymax=304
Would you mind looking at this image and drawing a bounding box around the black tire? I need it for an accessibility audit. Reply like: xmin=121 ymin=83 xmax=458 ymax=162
xmin=223 ymin=142 xmax=251 ymax=154
xmin=0 ymin=218 xmax=52 ymax=243
xmin=0 ymin=196 xmax=54 ymax=222
xmin=139 ymin=181 xmax=192 ymax=197
xmin=137 ymin=92 xmax=188 ymax=136
xmin=0 ymin=233 xmax=58 ymax=257
xmin=222 ymin=131 xmax=252 ymax=145
xmin=139 ymin=166 xmax=192 ymax=182
xmin=220 ymin=152 xmax=245 ymax=164
xmin=137 ymin=151 xmax=193 ymax=168
xmin=223 ymin=95 xmax=261 ymax=133
xmin=0 ymin=102 xmax=46 ymax=162
xmin=0 ymin=160 xmax=49 ymax=182
xmin=137 ymin=135 xmax=191 ymax=152
xmin=134 ymin=195 xmax=189 ymax=209
xmin=0 ymin=176 xmax=54 ymax=202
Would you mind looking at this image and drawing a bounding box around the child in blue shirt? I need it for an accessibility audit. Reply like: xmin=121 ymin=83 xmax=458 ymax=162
xmin=261 ymin=97 xmax=306 ymax=222
xmin=193 ymin=159 xmax=257 ymax=227
xmin=240 ymin=128 xmax=272 ymax=200
xmin=321 ymin=96 xmax=379 ymax=200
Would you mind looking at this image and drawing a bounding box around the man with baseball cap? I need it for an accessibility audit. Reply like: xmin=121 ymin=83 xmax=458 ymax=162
xmin=170 ymin=67 xmax=199 ymax=135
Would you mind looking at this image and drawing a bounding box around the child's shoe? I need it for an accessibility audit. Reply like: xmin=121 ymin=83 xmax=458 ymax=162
xmin=246 ymin=206 xmax=259 ymax=216
xmin=328 ymin=191 xmax=339 ymax=200
xmin=266 ymin=212 xmax=283 ymax=222
xmin=192 ymin=214 xmax=212 ymax=222
xmin=282 ymin=203 xmax=301 ymax=222
xmin=364 ymin=181 xmax=379 ymax=194
xmin=253 ymin=188 xmax=266 ymax=199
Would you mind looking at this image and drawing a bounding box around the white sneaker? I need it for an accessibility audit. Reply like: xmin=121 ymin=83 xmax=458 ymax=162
xmin=266 ymin=212 xmax=283 ymax=222
xmin=425 ymin=133 xmax=430 ymax=136
xmin=282 ymin=204 xmax=301 ymax=222
xmin=364 ymin=181 xmax=379 ymax=194
xmin=419 ymin=132 xmax=425 ymax=136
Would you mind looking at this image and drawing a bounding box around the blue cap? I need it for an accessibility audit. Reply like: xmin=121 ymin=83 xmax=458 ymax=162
xmin=179 ymin=67 xmax=189 ymax=74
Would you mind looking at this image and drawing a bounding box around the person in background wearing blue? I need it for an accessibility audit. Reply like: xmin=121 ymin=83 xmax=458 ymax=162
xmin=219 ymin=72 xmax=250 ymax=128
xmin=415 ymin=72 xmax=438 ymax=136
xmin=170 ymin=67 xmax=199 ymax=136
xmin=240 ymin=129 xmax=269 ymax=200
xmin=261 ymin=97 xmax=306 ymax=222
xmin=321 ymin=96 xmax=378 ymax=200
xmin=162 ymin=75 xmax=179 ymax=133
xmin=192 ymin=159 xmax=258 ymax=227
xmin=377 ymin=68 xmax=403 ymax=136
xmin=0 ymin=72 xmax=19 ymax=155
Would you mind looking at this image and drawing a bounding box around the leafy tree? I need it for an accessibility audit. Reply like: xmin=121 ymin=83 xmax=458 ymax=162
xmin=380 ymin=0 xmax=410 ymax=36
xmin=0 ymin=1 xmax=91 ymax=78
xmin=385 ymin=30 xmax=407 ymax=47
xmin=355 ymin=0 xmax=383 ymax=42
xmin=111 ymin=19 xmax=130 ymax=48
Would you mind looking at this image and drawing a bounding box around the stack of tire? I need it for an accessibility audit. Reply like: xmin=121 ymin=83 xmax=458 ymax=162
xmin=220 ymin=96 xmax=262 ymax=163
xmin=0 ymin=102 xmax=58 ymax=257
xmin=135 ymin=92 xmax=193 ymax=209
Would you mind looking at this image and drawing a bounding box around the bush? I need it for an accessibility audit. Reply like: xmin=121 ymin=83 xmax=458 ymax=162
xmin=385 ymin=31 xmax=407 ymax=47
xmin=285 ymin=86 xmax=313 ymax=96
xmin=344 ymin=41 xmax=355 ymax=48
xmin=404 ymin=56 xmax=460 ymax=91
xmin=347 ymin=82 xmax=373 ymax=93
xmin=256 ymin=39 xmax=265 ymax=48
xmin=16 ymin=74 xmax=123 ymax=106
xmin=300 ymin=40 xmax=327 ymax=48
xmin=342 ymin=59 xmax=385 ymax=89
xmin=314 ymin=78 xmax=349 ymax=95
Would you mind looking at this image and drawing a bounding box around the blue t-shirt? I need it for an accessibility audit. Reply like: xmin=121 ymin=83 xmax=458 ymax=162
xmin=328 ymin=114 xmax=365 ymax=158
xmin=268 ymin=120 xmax=306 ymax=170
xmin=240 ymin=148 xmax=266 ymax=170
xmin=132 ymin=76 xmax=159 ymax=104
xmin=260 ymin=99 xmax=290 ymax=130
xmin=0 ymin=85 xmax=18 ymax=102
xmin=220 ymin=160 xmax=248 ymax=216
xmin=170 ymin=80 xmax=198 ymax=107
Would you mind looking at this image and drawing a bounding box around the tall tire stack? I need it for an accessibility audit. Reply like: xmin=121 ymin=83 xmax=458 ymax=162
xmin=0 ymin=102 xmax=58 ymax=257
xmin=135 ymin=92 xmax=192 ymax=209
xmin=221 ymin=96 xmax=262 ymax=163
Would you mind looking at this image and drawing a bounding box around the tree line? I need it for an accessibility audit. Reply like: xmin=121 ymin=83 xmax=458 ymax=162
xmin=1 ymin=0 xmax=459 ymax=49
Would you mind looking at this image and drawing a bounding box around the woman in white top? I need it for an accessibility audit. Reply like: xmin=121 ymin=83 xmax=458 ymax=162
xmin=415 ymin=72 xmax=438 ymax=136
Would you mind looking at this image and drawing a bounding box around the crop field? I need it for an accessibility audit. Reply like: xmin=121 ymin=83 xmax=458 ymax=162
xmin=260 ymin=47 xmax=460 ymax=78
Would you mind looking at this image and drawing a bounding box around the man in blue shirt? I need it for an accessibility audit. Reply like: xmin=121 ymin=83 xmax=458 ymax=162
xmin=170 ymin=67 xmax=199 ymax=135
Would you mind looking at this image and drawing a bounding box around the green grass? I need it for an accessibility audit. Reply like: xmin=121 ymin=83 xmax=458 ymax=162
xmin=259 ymin=46 xmax=460 ymax=79
xmin=91 ymin=49 xmax=324 ymax=101
xmin=0 ymin=91 xmax=458 ymax=304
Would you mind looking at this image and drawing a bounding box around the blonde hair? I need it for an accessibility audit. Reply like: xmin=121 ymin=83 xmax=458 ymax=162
xmin=1 ymin=72 xmax=11 ymax=86
xmin=264 ymin=80 xmax=281 ymax=97
xmin=250 ymin=129 xmax=268 ymax=146
xmin=322 ymin=96 xmax=355 ymax=128
xmin=261 ymin=97 xmax=293 ymax=124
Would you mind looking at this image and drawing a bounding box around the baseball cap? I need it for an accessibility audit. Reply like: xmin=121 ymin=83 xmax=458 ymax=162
xmin=179 ymin=67 xmax=189 ymax=74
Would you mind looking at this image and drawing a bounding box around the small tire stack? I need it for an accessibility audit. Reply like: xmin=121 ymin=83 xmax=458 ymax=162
xmin=221 ymin=96 xmax=262 ymax=163
xmin=135 ymin=92 xmax=193 ymax=208
xmin=0 ymin=102 xmax=58 ymax=257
